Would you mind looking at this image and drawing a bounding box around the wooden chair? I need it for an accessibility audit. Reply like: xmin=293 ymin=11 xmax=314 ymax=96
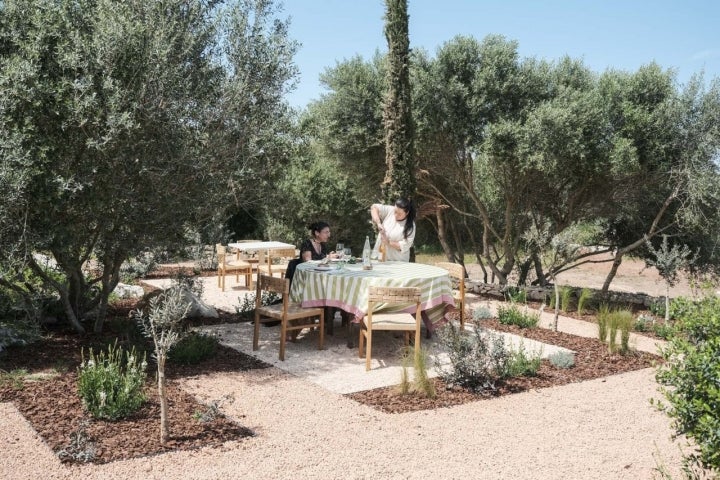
xmin=233 ymin=239 xmax=262 ymax=271
xmin=359 ymin=286 xmax=422 ymax=371
xmin=436 ymin=262 xmax=466 ymax=329
xmin=253 ymin=274 xmax=325 ymax=361
xmin=257 ymin=247 xmax=297 ymax=278
xmin=216 ymin=244 xmax=252 ymax=292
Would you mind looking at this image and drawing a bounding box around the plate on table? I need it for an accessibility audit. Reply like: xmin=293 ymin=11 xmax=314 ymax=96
xmin=314 ymin=265 xmax=333 ymax=271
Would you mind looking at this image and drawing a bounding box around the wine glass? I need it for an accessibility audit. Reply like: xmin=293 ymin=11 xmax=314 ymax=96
xmin=335 ymin=243 xmax=344 ymax=259
xmin=343 ymin=247 xmax=352 ymax=259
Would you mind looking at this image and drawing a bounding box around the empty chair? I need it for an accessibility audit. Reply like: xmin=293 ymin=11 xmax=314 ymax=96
xmin=233 ymin=239 xmax=262 ymax=271
xmin=253 ymin=274 xmax=325 ymax=361
xmin=359 ymin=286 xmax=421 ymax=371
xmin=436 ymin=262 xmax=466 ymax=329
xmin=257 ymin=247 xmax=297 ymax=279
xmin=216 ymin=244 xmax=252 ymax=291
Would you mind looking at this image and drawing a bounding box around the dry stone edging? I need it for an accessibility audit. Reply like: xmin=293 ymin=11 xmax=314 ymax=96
xmin=467 ymin=280 xmax=662 ymax=308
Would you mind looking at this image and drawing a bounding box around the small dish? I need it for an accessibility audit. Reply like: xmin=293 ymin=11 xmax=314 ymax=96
xmin=314 ymin=265 xmax=332 ymax=271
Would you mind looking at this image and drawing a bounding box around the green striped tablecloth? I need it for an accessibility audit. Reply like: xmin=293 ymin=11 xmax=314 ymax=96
xmin=290 ymin=261 xmax=455 ymax=329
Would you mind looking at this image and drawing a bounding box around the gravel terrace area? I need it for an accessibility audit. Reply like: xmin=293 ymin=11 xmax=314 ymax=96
xmin=0 ymin=269 xmax=696 ymax=479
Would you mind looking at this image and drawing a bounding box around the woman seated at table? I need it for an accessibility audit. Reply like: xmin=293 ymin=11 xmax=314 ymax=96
xmin=370 ymin=197 xmax=416 ymax=262
xmin=286 ymin=220 xmax=333 ymax=287
xmin=299 ymin=221 xmax=332 ymax=262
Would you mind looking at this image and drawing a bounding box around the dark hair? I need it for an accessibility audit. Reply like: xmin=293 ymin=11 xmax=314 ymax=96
xmin=394 ymin=198 xmax=415 ymax=240
xmin=308 ymin=221 xmax=330 ymax=239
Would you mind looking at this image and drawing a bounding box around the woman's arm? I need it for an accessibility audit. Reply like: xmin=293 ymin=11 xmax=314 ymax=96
xmin=370 ymin=204 xmax=385 ymax=231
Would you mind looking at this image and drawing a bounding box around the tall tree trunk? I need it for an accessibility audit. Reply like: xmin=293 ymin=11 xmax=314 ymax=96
xmin=601 ymin=252 xmax=624 ymax=294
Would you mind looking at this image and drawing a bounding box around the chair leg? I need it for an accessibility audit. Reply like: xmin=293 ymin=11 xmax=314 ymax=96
xmin=253 ymin=312 xmax=261 ymax=351
xmin=279 ymin=317 xmax=287 ymax=361
xmin=365 ymin=330 xmax=372 ymax=371
xmin=358 ymin=328 xmax=364 ymax=358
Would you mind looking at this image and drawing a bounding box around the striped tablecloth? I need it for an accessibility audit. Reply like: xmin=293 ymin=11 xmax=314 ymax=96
xmin=290 ymin=261 xmax=455 ymax=329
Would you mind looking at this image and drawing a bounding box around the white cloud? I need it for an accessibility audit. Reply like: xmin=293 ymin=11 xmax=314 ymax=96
xmin=690 ymin=49 xmax=720 ymax=61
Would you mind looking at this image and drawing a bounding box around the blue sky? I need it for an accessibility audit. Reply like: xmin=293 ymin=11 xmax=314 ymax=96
xmin=281 ymin=0 xmax=720 ymax=109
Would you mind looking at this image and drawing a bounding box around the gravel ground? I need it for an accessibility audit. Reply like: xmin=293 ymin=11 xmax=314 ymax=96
xmin=1 ymin=365 xmax=690 ymax=479
xmin=0 ymin=263 xmax=698 ymax=479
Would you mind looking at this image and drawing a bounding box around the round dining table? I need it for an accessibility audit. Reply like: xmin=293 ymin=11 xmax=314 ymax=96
xmin=290 ymin=260 xmax=456 ymax=331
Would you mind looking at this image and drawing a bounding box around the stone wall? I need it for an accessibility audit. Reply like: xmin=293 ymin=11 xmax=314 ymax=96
xmin=467 ymin=281 xmax=663 ymax=309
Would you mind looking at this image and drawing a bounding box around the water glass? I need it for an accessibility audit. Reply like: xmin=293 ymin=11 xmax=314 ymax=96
xmin=335 ymin=243 xmax=344 ymax=259
xmin=343 ymin=248 xmax=352 ymax=258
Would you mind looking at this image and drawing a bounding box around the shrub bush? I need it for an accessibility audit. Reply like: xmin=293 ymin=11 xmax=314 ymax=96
xmin=472 ymin=306 xmax=493 ymax=321
xmin=548 ymin=351 xmax=575 ymax=369
xmin=77 ymin=342 xmax=147 ymax=420
xmin=504 ymin=342 xmax=541 ymax=377
xmin=633 ymin=314 xmax=654 ymax=332
xmin=652 ymin=322 xmax=674 ymax=340
xmin=436 ymin=321 xmax=510 ymax=394
xmin=504 ymin=287 xmax=527 ymax=304
xmin=497 ymin=303 xmax=539 ymax=328
xmin=655 ymin=296 xmax=720 ymax=473
xmin=169 ymin=331 xmax=219 ymax=364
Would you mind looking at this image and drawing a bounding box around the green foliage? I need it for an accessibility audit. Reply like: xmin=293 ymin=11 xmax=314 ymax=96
xmin=77 ymin=342 xmax=147 ymax=420
xmin=497 ymin=303 xmax=539 ymax=328
xmin=236 ymin=291 xmax=279 ymax=319
xmin=597 ymin=304 xmax=611 ymax=342
xmin=436 ymin=321 xmax=510 ymax=394
xmin=0 ymin=368 xmax=28 ymax=390
xmin=668 ymin=297 xmax=696 ymax=323
xmin=0 ymin=0 xmax=299 ymax=333
xmin=548 ymin=351 xmax=575 ymax=369
xmin=613 ymin=310 xmax=634 ymax=354
xmin=169 ymin=332 xmax=219 ymax=365
xmin=655 ymin=296 xmax=720 ymax=472
xmin=119 ymin=252 xmax=158 ymax=284
xmin=504 ymin=342 xmax=542 ymax=377
xmin=504 ymin=287 xmax=527 ymax=304
xmin=192 ymin=395 xmax=234 ymax=423
xmin=633 ymin=314 xmax=654 ymax=332
xmin=560 ymin=286 xmax=574 ymax=312
xmin=649 ymin=300 xmax=666 ymax=318
xmin=472 ymin=306 xmax=494 ymax=321
xmin=412 ymin=346 xmax=436 ymax=399
xmin=0 ymin=319 xmax=41 ymax=353
xmin=577 ymin=288 xmax=593 ymax=315
xmin=56 ymin=420 xmax=96 ymax=464
xmin=645 ymin=235 xmax=695 ymax=288
xmin=653 ymin=322 xmax=675 ymax=340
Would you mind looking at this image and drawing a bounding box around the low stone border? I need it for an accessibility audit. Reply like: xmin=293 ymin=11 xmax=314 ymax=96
xmin=467 ymin=281 xmax=662 ymax=308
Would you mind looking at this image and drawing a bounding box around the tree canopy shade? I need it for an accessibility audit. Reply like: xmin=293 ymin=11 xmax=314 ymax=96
xmin=310 ymin=34 xmax=720 ymax=287
xmin=0 ymin=0 xmax=298 ymax=332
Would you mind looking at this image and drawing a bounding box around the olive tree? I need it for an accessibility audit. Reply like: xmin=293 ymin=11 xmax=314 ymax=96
xmin=0 ymin=0 xmax=297 ymax=333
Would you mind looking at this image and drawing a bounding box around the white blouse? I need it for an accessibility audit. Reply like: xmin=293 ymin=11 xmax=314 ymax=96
xmin=371 ymin=203 xmax=415 ymax=262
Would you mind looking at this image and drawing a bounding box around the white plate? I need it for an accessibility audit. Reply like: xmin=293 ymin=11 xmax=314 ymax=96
xmin=314 ymin=265 xmax=332 ymax=271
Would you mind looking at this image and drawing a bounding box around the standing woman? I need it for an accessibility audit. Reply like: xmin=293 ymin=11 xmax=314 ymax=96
xmin=370 ymin=198 xmax=416 ymax=262
xmin=299 ymin=221 xmax=332 ymax=262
